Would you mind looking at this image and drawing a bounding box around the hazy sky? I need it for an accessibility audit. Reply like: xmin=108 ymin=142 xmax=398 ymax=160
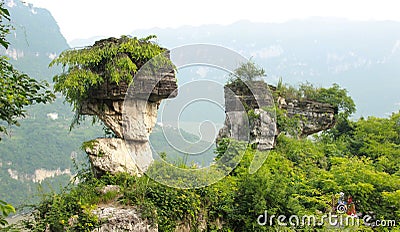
xmin=24 ymin=0 xmax=400 ymax=42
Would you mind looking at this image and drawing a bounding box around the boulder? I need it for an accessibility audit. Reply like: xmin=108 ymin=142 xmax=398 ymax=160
xmin=85 ymin=138 xmax=140 ymax=177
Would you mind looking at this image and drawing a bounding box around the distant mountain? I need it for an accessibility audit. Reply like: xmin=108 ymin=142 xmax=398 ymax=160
xmin=3 ymin=0 xmax=68 ymax=81
xmin=68 ymin=19 xmax=400 ymax=117
xmin=0 ymin=0 xmax=103 ymax=206
xmin=128 ymin=19 xmax=400 ymax=118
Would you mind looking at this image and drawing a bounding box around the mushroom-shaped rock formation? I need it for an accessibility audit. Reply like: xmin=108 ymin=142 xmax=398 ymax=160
xmin=51 ymin=36 xmax=177 ymax=176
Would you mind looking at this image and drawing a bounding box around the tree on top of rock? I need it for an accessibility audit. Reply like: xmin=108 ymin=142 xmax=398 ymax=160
xmin=230 ymin=59 xmax=266 ymax=82
xmin=50 ymin=35 xmax=171 ymax=126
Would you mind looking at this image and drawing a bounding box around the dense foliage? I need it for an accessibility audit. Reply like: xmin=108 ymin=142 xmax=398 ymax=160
xmin=18 ymin=108 xmax=400 ymax=231
xmin=0 ymin=199 xmax=15 ymax=227
xmin=50 ymin=35 xmax=167 ymax=112
xmin=0 ymin=4 xmax=10 ymax=49
xmin=0 ymin=58 xmax=54 ymax=135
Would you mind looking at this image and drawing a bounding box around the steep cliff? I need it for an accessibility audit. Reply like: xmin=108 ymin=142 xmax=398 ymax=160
xmin=217 ymin=80 xmax=278 ymax=150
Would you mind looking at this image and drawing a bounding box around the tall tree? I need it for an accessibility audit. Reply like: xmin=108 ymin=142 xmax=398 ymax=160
xmin=231 ymin=59 xmax=266 ymax=82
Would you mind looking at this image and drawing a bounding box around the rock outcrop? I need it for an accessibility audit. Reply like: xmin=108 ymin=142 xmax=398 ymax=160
xmin=217 ymin=82 xmax=277 ymax=150
xmin=92 ymin=206 xmax=157 ymax=232
xmin=81 ymin=72 xmax=177 ymax=139
xmin=84 ymin=138 xmax=140 ymax=176
xmin=279 ymin=98 xmax=337 ymax=136
xmin=82 ymin=61 xmax=177 ymax=176
xmin=89 ymin=186 xmax=157 ymax=231
xmin=218 ymin=80 xmax=338 ymax=149
xmin=218 ymin=81 xmax=278 ymax=150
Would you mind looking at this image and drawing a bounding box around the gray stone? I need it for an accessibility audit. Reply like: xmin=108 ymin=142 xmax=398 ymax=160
xmin=218 ymin=81 xmax=278 ymax=150
xmin=280 ymin=99 xmax=336 ymax=136
xmin=80 ymin=73 xmax=177 ymax=139
xmin=96 ymin=185 xmax=121 ymax=195
xmin=92 ymin=206 xmax=157 ymax=232
xmin=252 ymin=109 xmax=277 ymax=150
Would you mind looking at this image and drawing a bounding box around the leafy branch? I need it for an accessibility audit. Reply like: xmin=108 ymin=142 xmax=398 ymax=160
xmin=0 ymin=199 xmax=15 ymax=227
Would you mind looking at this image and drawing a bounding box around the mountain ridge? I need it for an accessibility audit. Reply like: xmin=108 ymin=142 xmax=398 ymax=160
xmin=69 ymin=19 xmax=400 ymax=117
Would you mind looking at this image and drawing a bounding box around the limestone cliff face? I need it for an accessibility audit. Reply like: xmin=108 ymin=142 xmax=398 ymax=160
xmin=218 ymin=80 xmax=337 ymax=149
xmin=82 ymin=71 xmax=177 ymax=176
xmin=84 ymin=138 xmax=139 ymax=176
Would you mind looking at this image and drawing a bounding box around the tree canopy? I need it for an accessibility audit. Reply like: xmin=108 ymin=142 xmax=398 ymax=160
xmin=50 ymin=35 xmax=168 ymax=112
xmin=276 ymin=80 xmax=356 ymax=117
xmin=230 ymin=59 xmax=266 ymax=82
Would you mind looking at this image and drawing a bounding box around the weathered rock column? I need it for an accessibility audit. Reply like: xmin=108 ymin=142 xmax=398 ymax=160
xmin=82 ymin=72 xmax=177 ymax=176
xmin=217 ymin=81 xmax=277 ymax=150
